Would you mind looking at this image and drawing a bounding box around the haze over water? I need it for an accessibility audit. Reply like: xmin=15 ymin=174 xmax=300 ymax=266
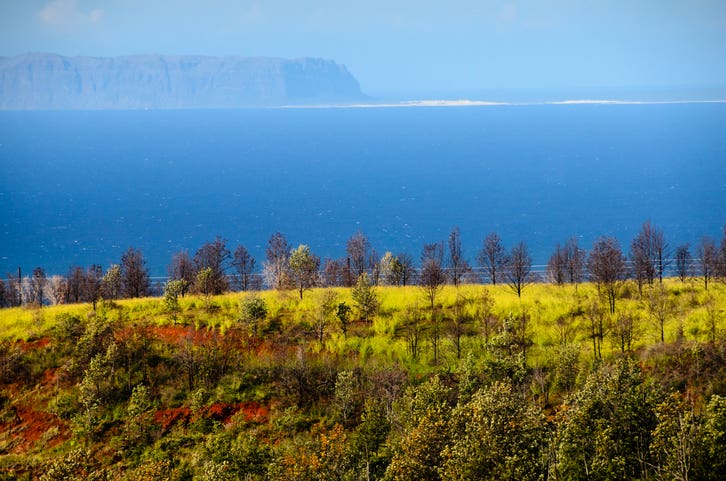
xmin=1 ymin=102 xmax=725 ymax=277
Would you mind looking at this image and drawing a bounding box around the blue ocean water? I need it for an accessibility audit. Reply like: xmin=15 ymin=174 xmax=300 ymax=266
xmin=1 ymin=104 xmax=725 ymax=277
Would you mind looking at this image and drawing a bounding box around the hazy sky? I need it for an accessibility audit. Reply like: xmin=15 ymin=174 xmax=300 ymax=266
xmin=2 ymin=1 xmax=725 ymax=96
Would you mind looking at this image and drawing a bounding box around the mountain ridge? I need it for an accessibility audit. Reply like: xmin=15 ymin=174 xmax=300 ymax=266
xmin=0 ymin=52 xmax=366 ymax=109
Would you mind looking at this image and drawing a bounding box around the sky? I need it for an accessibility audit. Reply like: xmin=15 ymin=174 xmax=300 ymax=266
xmin=1 ymin=0 xmax=726 ymax=97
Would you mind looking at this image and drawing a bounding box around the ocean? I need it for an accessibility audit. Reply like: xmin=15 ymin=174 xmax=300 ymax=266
xmin=1 ymin=103 xmax=725 ymax=277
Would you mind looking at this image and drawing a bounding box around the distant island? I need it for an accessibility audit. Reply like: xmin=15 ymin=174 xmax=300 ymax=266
xmin=0 ymin=53 xmax=366 ymax=109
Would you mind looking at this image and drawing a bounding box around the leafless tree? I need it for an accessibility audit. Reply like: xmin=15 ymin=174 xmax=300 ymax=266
xmin=46 ymin=275 xmax=67 ymax=305
xmin=477 ymin=232 xmax=507 ymax=285
xmin=346 ymin=231 xmax=371 ymax=278
xmin=396 ymin=252 xmax=416 ymax=286
xmin=588 ymin=236 xmax=627 ymax=314
xmin=29 ymin=267 xmax=46 ymax=307
xmin=121 ymin=247 xmax=150 ymax=298
xmin=449 ymin=293 xmax=475 ymax=359
xmin=697 ymin=237 xmax=717 ymax=290
xmin=447 ymin=226 xmax=470 ymax=287
xmin=264 ymin=232 xmax=291 ymax=290
xmin=168 ymin=251 xmax=195 ymax=295
xmin=397 ymin=306 xmax=426 ymax=360
xmin=0 ymin=279 xmax=7 ymax=308
xmin=420 ymin=242 xmax=446 ymax=311
xmin=565 ymin=237 xmax=586 ymax=287
xmin=719 ymin=224 xmax=726 ymax=281
xmin=232 ymin=245 xmax=256 ymax=291
xmin=675 ymin=244 xmax=692 ymax=282
xmin=647 ymin=283 xmax=673 ymax=344
xmin=193 ymin=237 xmax=230 ymax=294
xmin=5 ymin=272 xmax=22 ymax=307
xmin=66 ymin=266 xmax=85 ymax=303
xmin=85 ymin=264 xmax=104 ymax=309
xmin=505 ymin=241 xmax=532 ymax=299
xmin=547 ymin=243 xmax=567 ymax=285
xmin=630 ymin=221 xmax=667 ymax=294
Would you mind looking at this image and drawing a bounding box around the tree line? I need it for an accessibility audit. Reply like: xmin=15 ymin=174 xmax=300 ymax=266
xmin=2 ymin=221 xmax=725 ymax=308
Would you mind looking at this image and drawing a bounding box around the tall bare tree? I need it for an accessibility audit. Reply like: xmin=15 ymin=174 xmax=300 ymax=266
xmin=346 ymin=231 xmax=371 ymax=278
xmin=232 ymin=245 xmax=256 ymax=291
xmin=477 ymin=232 xmax=506 ymax=285
xmin=547 ymin=243 xmax=567 ymax=285
xmin=447 ymin=226 xmax=470 ymax=287
xmin=121 ymin=247 xmax=150 ymax=298
xmin=675 ymin=244 xmax=692 ymax=282
xmin=85 ymin=264 xmax=104 ymax=309
xmin=420 ymin=242 xmax=446 ymax=311
xmin=588 ymin=237 xmax=627 ymax=314
xmin=697 ymin=237 xmax=718 ymax=290
xmin=505 ymin=241 xmax=532 ymax=299
xmin=565 ymin=237 xmax=586 ymax=287
xmin=168 ymin=251 xmax=195 ymax=295
xmin=66 ymin=266 xmax=85 ymax=303
xmin=396 ymin=252 xmax=416 ymax=286
xmin=630 ymin=221 xmax=667 ymax=293
xmin=29 ymin=267 xmax=46 ymax=307
xmin=194 ymin=237 xmax=231 ymax=295
xmin=264 ymin=232 xmax=291 ymax=290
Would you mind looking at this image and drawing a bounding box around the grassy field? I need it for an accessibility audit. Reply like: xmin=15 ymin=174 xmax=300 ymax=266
xmin=0 ymin=278 xmax=724 ymax=480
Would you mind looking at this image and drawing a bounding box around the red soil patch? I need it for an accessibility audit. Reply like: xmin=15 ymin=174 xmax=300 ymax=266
xmin=154 ymin=407 xmax=193 ymax=431
xmin=153 ymin=402 xmax=268 ymax=432
xmin=0 ymin=405 xmax=69 ymax=453
xmin=18 ymin=337 xmax=51 ymax=352
xmin=41 ymin=368 xmax=60 ymax=386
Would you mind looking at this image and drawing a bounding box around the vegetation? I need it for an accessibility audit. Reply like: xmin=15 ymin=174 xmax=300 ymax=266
xmin=0 ymin=278 xmax=724 ymax=480
xmin=1 ymin=223 xmax=725 ymax=479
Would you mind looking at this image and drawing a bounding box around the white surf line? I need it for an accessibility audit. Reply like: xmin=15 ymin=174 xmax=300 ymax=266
xmin=279 ymin=98 xmax=726 ymax=109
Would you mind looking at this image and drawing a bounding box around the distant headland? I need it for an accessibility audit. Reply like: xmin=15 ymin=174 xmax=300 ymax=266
xmin=0 ymin=53 xmax=366 ymax=109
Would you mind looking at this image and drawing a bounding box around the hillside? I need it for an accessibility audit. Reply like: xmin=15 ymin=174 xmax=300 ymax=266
xmin=0 ymin=281 xmax=724 ymax=480
xmin=0 ymin=53 xmax=366 ymax=109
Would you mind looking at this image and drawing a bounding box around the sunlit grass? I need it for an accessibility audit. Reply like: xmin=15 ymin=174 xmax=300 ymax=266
xmin=1 ymin=280 xmax=723 ymax=369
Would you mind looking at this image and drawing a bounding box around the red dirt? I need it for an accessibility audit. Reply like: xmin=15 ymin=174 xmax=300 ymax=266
xmin=154 ymin=407 xmax=193 ymax=431
xmin=18 ymin=337 xmax=51 ymax=352
xmin=153 ymin=401 xmax=268 ymax=432
xmin=0 ymin=405 xmax=70 ymax=453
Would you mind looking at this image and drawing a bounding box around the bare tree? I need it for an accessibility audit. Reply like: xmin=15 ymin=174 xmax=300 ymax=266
xmin=85 ymin=264 xmax=104 ymax=310
xmin=29 ymin=267 xmax=46 ymax=307
xmin=565 ymin=237 xmax=586 ymax=287
xmin=66 ymin=266 xmax=85 ymax=303
xmin=420 ymin=242 xmax=446 ymax=311
xmin=322 ymin=258 xmax=344 ymax=287
xmin=588 ymin=236 xmax=627 ymax=314
xmin=194 ymin=237 xmax=231 ymax=295
xmin=168 ymin=251 xmax=195 ymax=295
xmin=289 ymin=244 xmax=320 ymax=299
xmin=232 ymin=245 xmax=256 ymax=291
xmin=697 ymin=237 xmax=717 ymax=290
xmin=630 ymin=221 xmax=667 ymax=294
xmin=477 ymin=232 xmax=507 ymax=285
xmin=647 ymin=283 xmax=673 ymax=344
xmin=264 ymin=232 xmax=291 ymax=290
xmin=396 ymin=252 xmax=416 ymax=286
xmin=675 ymin=244 xmax=692 ymax=282
xmin=505 ymin=241 xmax=532 ymax=299
xmin=447 ymin=226 xmax=470 ymax=287
xmin=121 ymin=247 xmax=150 ymax=298
xmin=547 ymin=243 xmax=567 ymax=285
xmin=346 ymin=231 xmax=371 ymax=278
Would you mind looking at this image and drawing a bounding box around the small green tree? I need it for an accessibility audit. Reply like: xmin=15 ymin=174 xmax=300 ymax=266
xmin=240 ymin=295 xmax=268 ymax=339
xmin=336 ymin=301 xmax=352 ymax=337
xmin=352 ymin=273 xmax=378 ymax=323
xmin=288 ymin=244 xmax=320 ymax=299
xmin=164 ymin=278 xmax=188 ymax=322
xmin=196 ymin=266 xmax=214 ymax=311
